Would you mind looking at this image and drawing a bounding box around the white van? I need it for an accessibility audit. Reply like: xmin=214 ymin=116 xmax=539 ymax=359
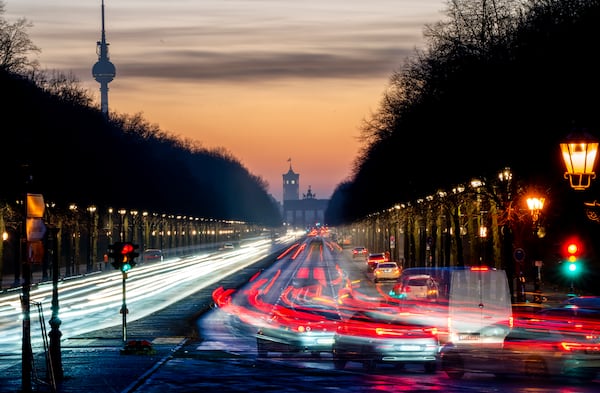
xmin=389 ymin=266 xmax=513 ymax=345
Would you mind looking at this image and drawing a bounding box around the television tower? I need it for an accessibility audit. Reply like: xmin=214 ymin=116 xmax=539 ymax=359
xmin=92 ymin=0 xmax=116 ymax=118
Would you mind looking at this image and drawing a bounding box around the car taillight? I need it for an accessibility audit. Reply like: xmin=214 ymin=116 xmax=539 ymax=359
xmin=470 ymin=266 xmax=489 ymax=271
xmin=560 ymin=341 xmax=600 ymax=352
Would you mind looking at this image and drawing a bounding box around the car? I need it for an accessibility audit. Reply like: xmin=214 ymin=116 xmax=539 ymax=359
xmin=562 ymin=296 xmax=600 ymax=310
xmin=352 ymin=246 xmax=368 ymax=258
xmin=142 ymin=248 xmax=163 ymax=262
xmin=440 ymin=322 xmax=600 ymax=381
xmin=223 ymin=242 xmax=235 ymax=250
xmin=390 ymin=274 xmax=439 ymax=301
xmin=332 ymin=309 xmax=439 ymax=372
xmin=372 ymin=261 xmax=401 ymax=283
xmin=256 ymin=304 xmax=340 ymax=358
xmin=388 ymin=267 xmax=513 ymax=346
xmin=366 ymin=253 xmax=387 ymax=271
xmin=527 ymin=305 xmax=600 ymax=332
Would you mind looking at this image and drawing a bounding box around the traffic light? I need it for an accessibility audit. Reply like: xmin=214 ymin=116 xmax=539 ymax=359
xmin=121 ymin=242 xmax=139 ymax=272
xmin=108 ymin=242 xmax=139 ymax=272
xmin=562 ymin=238 xmax=582 ymax=276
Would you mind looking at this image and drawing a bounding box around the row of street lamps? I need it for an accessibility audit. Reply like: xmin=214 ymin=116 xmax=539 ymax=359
xmin=1 ymin=205 xmax=254 ymax=289
xmin=343 ymin=129 xmax=599 ymax=301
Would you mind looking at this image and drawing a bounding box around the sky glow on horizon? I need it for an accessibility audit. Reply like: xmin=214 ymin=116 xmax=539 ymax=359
xmin=5 ymin=0 xmax=446 ymax=203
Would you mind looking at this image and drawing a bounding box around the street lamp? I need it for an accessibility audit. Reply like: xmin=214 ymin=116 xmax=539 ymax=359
xmin=118 ymin=209 xmax=127 ymax=241
xmin=87 ymin=205 xmax=97 ymax=273
xmin=526 ymin=197 xmax=545 ymax=234
xmin=560 ymin=129 xmax=599 ymax=295
xmin=560 ymin=130 xmax=598 ymax=191
xmin=68 ymin=204 xmax=79 ymax=276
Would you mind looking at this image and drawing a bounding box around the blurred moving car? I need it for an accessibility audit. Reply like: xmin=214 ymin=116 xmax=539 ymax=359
xmin=223 ymin=242 xmax=235 ymax=250
xmin=142 ymin=248 xmax=163 ymax=262
xmin=440 ymin=323 xmax=600 ymax=381
xmin=256 ymin=304 xmax=340 ymax=358
xmin=388 ymin=266 xmax=513 ymax=346
xmin=352 ymin=246 xmax=368 ymax=258
xmin=372 ymin=261 xmax=401 ymax=283
xmin=332 ymin=309 xmax=439 ymax=372
xmin=390 ymin=274 xmax=439 ymax=300
xmin=562 ymin=296 xmax=600 ymax=310
xmin=529 ymin=305 xmax=600 ymax=332
xmin=366 ymin=252 xmax=387 ymax=271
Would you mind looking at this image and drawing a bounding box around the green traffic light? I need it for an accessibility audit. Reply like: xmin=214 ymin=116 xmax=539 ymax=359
xmin=564 ymin=260 xmax=581 ymax=276
xmin=122 ymin=263 xmax=132 ymax=272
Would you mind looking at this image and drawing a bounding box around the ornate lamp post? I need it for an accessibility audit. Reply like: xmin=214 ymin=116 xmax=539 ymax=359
xmin=118 ymin=209 xmax=127 ymax=241
xmin=526 ymin=197 xmax=545 ymax=234
xmin=86 ymin=205 xmax=97 ymax=273
xmin=560 ymin=130 xmax=598 ymax=191
xmin=560 ymin=130 xmax=599 ymax=295
xmin=142 ymin=211 xmax=148 ymax=254
xmin=526 ymin=196 xmax=545 ymax=301
xmin=68 ymin=204 xmax=79 ymax=276
xmin=130 ymin=210 xmax=139 ymax=248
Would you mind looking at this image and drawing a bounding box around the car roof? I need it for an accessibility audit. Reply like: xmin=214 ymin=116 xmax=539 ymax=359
xmin=404 ymin=274 xmax=433 ymax=280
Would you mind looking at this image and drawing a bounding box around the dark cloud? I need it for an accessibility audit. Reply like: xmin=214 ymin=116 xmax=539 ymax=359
xmin=89 ymin=46 xmax=414 ymax=82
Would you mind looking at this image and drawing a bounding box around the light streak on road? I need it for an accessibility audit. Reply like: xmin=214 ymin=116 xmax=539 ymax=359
xmin=0 ymin=236 xmax=291 ymax=356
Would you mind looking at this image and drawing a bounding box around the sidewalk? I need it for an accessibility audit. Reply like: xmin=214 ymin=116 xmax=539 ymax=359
xmin=1 ymin=262 xmax=108 ymax=292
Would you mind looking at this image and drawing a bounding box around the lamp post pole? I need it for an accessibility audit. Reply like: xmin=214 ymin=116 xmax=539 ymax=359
xmin=118 ymin=209 xmax=127 ymax=242
xmin=560 ymin=129 xmax=599 ymax=295
xmin=497 ymin=167 xmax=517 ymax=301
xmin=87 ymin=205 xmax=96 ymax=273
xmin=48 ymin=225 xmax=63 ymax=381
xmin=527 ymin=196 xmax=545 ymax=303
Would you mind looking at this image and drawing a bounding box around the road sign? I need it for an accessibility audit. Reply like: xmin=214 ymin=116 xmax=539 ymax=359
xmin=513 ymin=248 xmax=525 ymax=262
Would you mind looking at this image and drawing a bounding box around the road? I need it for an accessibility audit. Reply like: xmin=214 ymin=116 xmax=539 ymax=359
xmin=2 ymin=232 xmax=598 ymax=392
xmin=133 ymin=235 xmax=600 ymax=392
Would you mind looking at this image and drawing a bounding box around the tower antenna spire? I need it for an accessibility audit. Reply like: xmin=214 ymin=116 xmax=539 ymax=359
xmin=92 ymin=0 xmax=116 ymax=119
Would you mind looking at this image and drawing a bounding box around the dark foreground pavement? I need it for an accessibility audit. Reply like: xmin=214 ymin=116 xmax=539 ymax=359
xmin=0 ymin=254 xmax=280 ymax=393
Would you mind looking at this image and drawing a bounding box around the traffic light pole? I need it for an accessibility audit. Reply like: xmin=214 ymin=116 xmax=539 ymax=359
xmin=121 ymin=272 xmax=128 ymax=342
xmin=108 ymin=242 xmax=137 ymax=343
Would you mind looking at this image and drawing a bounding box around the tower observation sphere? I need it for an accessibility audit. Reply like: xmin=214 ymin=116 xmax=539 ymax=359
xmin=92 ymin=60 xmax=116 ymax=83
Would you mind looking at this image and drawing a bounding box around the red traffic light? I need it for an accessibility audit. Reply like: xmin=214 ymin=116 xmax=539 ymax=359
xmin=121 ymin=242 xmax=135 ymax=255
xmin=108 ymin=242 xmax=139 ymax=271
xmin=567 ymin=243 xmax=578 ymax=261
xmin=563 ymin=237 xmax=582 ymax=262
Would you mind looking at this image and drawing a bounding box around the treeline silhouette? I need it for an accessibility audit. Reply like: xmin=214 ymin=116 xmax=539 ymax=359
xmin=1 ymin=70 xmax=283 ymax=226
xmin=326 ymin=0 xmax=600 ymax=225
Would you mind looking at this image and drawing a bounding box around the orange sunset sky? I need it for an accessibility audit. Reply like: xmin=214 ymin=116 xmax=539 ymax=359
xmin=6 ymin=1 xmax=446 ymax=203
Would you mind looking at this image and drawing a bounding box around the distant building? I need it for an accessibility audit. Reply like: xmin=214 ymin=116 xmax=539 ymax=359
xmin=282 ymin=160 xmax=329 ymax=229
